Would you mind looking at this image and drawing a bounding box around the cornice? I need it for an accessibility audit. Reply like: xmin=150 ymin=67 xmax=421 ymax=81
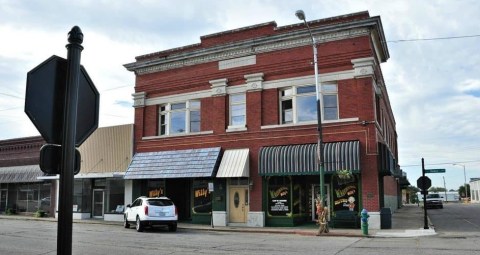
xmin=126 ymin=22 xmax=376 ymax=75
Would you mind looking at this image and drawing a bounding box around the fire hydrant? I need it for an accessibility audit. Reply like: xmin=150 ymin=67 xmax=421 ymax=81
xmin=361 ymin=208 xmax=369 ymax=236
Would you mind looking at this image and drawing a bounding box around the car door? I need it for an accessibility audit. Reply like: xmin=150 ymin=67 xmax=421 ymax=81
xmin=127 ymin=199 xmax=140 ymax=221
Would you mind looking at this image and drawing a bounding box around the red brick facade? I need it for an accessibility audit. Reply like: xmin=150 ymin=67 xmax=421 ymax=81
xmin=125 ymin=11 xmax=399 ymax=227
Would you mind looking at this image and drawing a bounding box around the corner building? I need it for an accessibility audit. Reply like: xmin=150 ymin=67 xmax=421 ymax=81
xmin=124 ymin=11 xmax=402 ymax=229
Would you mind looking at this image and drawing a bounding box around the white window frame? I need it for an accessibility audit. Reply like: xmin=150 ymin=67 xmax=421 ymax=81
xmin=228 ymin=93 xmax=246 ymax=129
xmin=279 ymin=83 xmax=338 ymax=125
xmin=158 ymin=100 xmax=201 ymax=136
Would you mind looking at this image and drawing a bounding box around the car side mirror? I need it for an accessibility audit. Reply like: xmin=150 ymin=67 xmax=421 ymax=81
xmin=126 ymin=204 xmax=131 ymax=208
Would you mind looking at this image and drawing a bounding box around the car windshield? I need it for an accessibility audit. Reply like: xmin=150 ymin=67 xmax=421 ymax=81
xmin=147 ymin=199 xmax=173 ymax=206
xmin=427 ymin=194 xmax=440 ymax=199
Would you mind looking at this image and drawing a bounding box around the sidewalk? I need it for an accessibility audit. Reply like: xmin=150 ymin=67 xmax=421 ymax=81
xmin=0 ymin=204 xmax=435 ymax=238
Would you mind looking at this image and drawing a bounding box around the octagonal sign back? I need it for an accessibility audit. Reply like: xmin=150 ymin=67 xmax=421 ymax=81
xmin=25 ymin=55 xmax=99 ymax=147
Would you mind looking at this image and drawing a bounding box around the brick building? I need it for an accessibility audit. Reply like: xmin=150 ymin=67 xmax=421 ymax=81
xmin=0 ymin=124 xmax=133 ymax=221
xmin=0 ymin=136 xmax=55 ymax=216
xmin=124 ymin=11 xmax=402 ymax=229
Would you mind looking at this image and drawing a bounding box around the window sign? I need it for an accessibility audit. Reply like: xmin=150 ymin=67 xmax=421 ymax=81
xmin=192 ymin=180 xmax=211 ymax=214
xmin=268 ymin=177 xmax=291 ymax=216
xmin=332 ymin=173 xmax=358 ymax=212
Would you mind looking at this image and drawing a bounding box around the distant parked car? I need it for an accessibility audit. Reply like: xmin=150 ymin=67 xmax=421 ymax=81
xmin=425 ymin=193 xmax=443 ymax=209
xmin=124 ymin=196 xmax=178 ymax=232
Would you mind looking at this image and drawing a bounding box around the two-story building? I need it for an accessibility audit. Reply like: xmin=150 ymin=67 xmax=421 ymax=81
xmin=124 ymin=11 xmax=401 ymax=229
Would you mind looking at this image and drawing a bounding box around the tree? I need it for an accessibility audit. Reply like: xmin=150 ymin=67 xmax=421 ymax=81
xmin=407 ymin=185 xmax=420 ymax=204
xmin=428 ymin=186 xmax=446 ymax=192
xmin=458 ymin=184 xmax=471 ymax=198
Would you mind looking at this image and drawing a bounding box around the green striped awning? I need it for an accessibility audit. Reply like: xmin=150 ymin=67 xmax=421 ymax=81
xmin=258 ymin=141 xmax=360 ymax=176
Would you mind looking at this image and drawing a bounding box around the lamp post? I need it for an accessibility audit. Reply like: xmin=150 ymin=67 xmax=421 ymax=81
xmin=295 ymin=10 xmax=325 ymax=206
xmin=453 ymin=163 xmax=468 ymax=198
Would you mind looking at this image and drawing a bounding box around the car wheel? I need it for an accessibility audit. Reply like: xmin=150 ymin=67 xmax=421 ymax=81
xmin=136 ymin=216 xmax=144 ymax=232
xmin=124 ymin=215 xmax=130 ymax=228
xmin=168 ymin=223 xmax=177 ymax=232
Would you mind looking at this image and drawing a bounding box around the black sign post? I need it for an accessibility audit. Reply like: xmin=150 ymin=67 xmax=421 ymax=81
xmin=25 ymin=26 xmax=99 ymax=255
xmin=421 ymin=158 xmax=429 ymax=229
xmin=57 ymin=26 xmax=84 ymax=255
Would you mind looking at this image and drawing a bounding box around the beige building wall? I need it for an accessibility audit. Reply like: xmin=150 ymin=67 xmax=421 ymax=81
xmin=77 ymin=124 xmax=133 ymax=174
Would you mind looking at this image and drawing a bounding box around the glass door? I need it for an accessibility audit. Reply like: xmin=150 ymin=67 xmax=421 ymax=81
xmin=93 ymin=189 xmax=104 ymax=218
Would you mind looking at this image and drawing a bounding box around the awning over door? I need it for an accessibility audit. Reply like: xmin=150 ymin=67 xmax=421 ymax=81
xmin=124 ymin=147 xmax=221 ymax=179
xmin=0 ymin=165 xmax=44 ymax=183
xmin=259 ymin=141 xmax=360 ymax=176
xmin=216 ymin=149 xmax=249 ymax=178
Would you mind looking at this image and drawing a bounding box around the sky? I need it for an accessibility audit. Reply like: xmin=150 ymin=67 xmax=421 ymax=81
xmin=1 ymin=0 xmax=479 ymax=191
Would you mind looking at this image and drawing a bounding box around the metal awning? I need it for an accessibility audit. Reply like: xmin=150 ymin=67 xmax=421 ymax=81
xmin=0 ymin=165 xmax=44 ymax=183
xmin=259 ymin=141 xmax=360 ymax=176
xmin=216 ymin=149 xmax=249 ymax=178
xmin=124 ymin=147 xmax=221 ymax=179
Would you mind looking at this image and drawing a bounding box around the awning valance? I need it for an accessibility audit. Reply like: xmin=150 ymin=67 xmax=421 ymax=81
xmin=259 ymin=141 xmax=360 ymax=176
xmin=216 ymin=149 xmax=249 ymax=178
xmin=124 ymin=147 xmax=221 ymax=179
xmin=0 ymin=165 xmax=44 ymax=183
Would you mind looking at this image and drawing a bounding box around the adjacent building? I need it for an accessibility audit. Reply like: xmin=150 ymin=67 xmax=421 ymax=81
xmin=0 ymin=136 xmax=54 ymax=216
xmin=124 ymin=11 xmax=402 ymax=229
xmin=0 ymin=124 xmax=133 ymax=221
xmin=470 ymin=178 xmax=480 ymax=203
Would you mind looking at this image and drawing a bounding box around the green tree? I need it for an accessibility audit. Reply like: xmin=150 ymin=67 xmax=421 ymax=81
xmin=458 ymin=184 xmax=470 ymax=198
xmin=407 ymin=185 xmax=420 ymax=204
xmin=428 ymin=186 xmax=446 ymax=192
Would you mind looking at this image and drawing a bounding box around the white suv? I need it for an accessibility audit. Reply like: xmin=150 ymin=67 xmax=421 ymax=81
xmin=124 ymin=196 xmax=178 ymax=232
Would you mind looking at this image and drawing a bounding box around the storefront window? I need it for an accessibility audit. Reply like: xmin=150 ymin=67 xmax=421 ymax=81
xmin=332 ymin=174 xmax=358 ymax=212
xmin=105 ymin=179 xmax=124 ymax=214
xmin=268 ymin=177 xmax=291 ymax=216
xmin=192 ymin=180 xmax=211 ymax=214
xmin=147 ymin=180 xmax=165 ymax=198
xmin=73 ymin=179 xmax=91 ymax=213
xmin=14 ymin=182 xmax=51 ymax=214
xmin=16 ymin=183 xmax=37 ymax=213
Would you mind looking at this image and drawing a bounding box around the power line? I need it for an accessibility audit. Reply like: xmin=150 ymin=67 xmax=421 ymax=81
xmin=401 ymin=160 xmax=480 ymax=168
xmin=386 ymin=34 xmax=480 ymax=43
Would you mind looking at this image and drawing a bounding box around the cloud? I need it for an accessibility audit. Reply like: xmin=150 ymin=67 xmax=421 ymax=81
xmin=0 ymin=0 xmax=479 ymax=190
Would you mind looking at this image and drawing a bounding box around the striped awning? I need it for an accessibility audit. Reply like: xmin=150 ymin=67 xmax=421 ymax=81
xmin=124 ymin=147 xmax=221 ymax=179
xmin=259 ymin=141 xmax=360 ymax=176
xmin=0 ymin=165 xmax=44 ymax=183
xmin=216 ymin=149 xmax=249 ymax=178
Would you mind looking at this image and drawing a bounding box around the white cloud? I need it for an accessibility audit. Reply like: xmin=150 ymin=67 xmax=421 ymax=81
xmin=0 ymin=0 xmax=479 ymax=190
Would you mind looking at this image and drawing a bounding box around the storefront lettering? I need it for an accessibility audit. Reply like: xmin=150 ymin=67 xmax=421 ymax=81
xmin=194 ymin=188 xmax=209 ymax=198
xmin=270 ymin=186 xmax=288 ymax=199
xmin=334 ymin=185 xmax=356 ymax=198
xmin=270 ymin=199 xmax=289 ymax=212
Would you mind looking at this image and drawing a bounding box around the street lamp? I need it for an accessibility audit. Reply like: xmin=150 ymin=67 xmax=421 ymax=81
xmin=453 ymin=163 xmax=468 ymax=198
xmin=295 ymin=10 xmax=325 ymax=207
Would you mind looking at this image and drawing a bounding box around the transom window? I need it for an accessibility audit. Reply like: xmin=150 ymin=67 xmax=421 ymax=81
xmin=280 ymin=83 xmax=338 ymax=124
xmin=229 ymin=93 xmax=246 ymax=127
xmin=159 ymin=100 xmax=201 ymax=135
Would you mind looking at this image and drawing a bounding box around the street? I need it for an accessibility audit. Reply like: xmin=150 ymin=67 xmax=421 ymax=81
xmin=428 ymin=202 xmax=480 ymax=235
xmin=0 ymin=203 xmax=479 ymax=255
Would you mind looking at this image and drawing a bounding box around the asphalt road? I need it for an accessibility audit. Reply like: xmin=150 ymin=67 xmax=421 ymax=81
xmin=1 ymin=203 xmax=480 ymax=255
xmin=428 ymin=202 xmax=480 ymax=235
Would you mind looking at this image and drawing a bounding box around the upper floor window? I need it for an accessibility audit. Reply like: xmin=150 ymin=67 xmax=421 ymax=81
xmin=159 ymin=100 xmax=201 ymax=135
xmin=280 ymin=83 xmax=338 ymax=124
xmin=229 ymin=93 xmax=246 ymax=127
